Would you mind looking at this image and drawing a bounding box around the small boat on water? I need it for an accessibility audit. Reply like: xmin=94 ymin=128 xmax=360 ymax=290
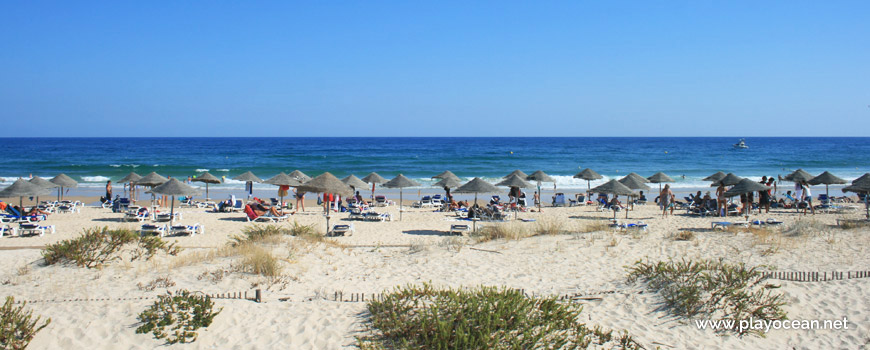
xmin=733 ymin=138 xmax=749 ymax=149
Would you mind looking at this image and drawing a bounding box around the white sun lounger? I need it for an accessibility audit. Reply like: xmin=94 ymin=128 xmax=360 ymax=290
xmin=18 ymin=224 xmax=55 ymax=237
xmin=1 ymin=225 xmax=18 ymax=237
xmin=450 ymin=224 xmax=470 ymax=236
xmin=169 ymin=223 xmax=204 ymax=236
xmin=140 ymin=224 xmax=167 ymax=237
xmin=329 ymin=223 xmax=354 ymax=237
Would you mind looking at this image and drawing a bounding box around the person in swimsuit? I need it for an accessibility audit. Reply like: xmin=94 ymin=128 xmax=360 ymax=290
xmin=660 ymin=184 xmax=674 ymax=217
xmin=293 ymin=188 xmax=306 ymax=213
xmin=716 ymin=183 xmax=727 ymax=217
xmin=105 ymin=180 xmax=113 ymax=201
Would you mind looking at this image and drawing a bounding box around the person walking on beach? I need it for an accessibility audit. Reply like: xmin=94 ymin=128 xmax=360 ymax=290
xmin=660 ymin=184 xmax=674 ymax=217
xmin=293 ymin=188 xmax=305 ymax=213
xmin=801 ymin=181 xmax=815 ymax=216
xmin=105 ymin=180 xmax=113 ymax=201
xmin=716 ymin=182 xmax=727 ymax=216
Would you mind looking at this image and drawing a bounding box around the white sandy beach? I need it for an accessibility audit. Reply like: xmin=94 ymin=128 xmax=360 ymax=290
xmin=2 ymin=197 xmax=869 ymax=349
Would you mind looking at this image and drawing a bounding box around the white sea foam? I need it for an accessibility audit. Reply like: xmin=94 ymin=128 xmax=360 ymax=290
xmin=81 ymin=176 xmax=111 ymax=182
xmin=217 ymin=169 xmax=230 ymax=172
xmin=196 ymin=169 xmax=210 ymax=172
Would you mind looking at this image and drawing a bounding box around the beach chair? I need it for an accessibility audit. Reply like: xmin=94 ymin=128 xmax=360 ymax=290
xmin=552 ymin=193 xmax=567 ymax=207
xmin=415 ymin=196 xmax=433 ymax=208
xmin=711 ymin=221 xmax=750 ymax=230
xmin=449 ymin=224 xmax=470 ymax=236
xmin=329 ymin=223 xmax=354 ymax=237
xmin=124 ymin=209 xmax=151 ymax=222
xmin=0 ymin=224 xmax=17 ymax=237
xmin=154 ymin=212 xmax=183 ymax=222
xmin=140 ymin=224 xmax=167 ymax=237
xmin=752 ymin=218 xmax=783 ymax=226
xmin=431 ymin=195 xmax=443 ymax=207
xmin=609 ymin=221 xmax=648 ymax=231
xmin=375 ymin=196 xmax=389 ymax=207
xmin=169 ymin=223 xmax=204 ymax=236
xmin=18 ymin=223 xmax=55 ymax=236
xmin=363 ymin=212 xmax=392 ymax=222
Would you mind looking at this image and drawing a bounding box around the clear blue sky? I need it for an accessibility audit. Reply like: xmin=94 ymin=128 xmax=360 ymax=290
xmin=1 ymin=1 xmax=868 ymax=137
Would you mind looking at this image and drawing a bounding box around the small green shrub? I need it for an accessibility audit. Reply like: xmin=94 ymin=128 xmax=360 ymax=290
xmin=288 ymin=221 xmax=317 ymax=237
xmin=136 ymin=290 xmax=222 ymax=344
xmin=627 ymin=259 xmax=787 ymax=336
xmin=232 ymin=224 xmax=288 ymax=246
xmin=42 ymin=227 xmax=179 ymax=268
xmin=359 ymin=283 xmax=642 ymax=349
xmin=0 ymin=296 xmax=51 ymax=350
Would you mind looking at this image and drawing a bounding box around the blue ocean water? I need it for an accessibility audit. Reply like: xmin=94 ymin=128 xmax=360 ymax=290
xmin=2 ymin=137 xmax=868 ymax=190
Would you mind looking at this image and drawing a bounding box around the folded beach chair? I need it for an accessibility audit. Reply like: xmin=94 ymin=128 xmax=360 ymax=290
xmin=450 ymin=224 xmax=470 ymax=236
xmin=0 ymin=224 xmax=17 ymax=237
xmin=140 ymin=224 xmax=167 ymax=237
xmin=18 ymin=223 xmax=55 ymax=236
xmin=169 ymin=223 xmax=204 ymax=236
xmin=329 ymin=223 xmax=354 ymax=237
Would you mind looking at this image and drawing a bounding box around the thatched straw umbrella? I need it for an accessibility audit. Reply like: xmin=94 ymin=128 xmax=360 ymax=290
xmin=362 ymin=172 xmax=388 ymax=201
xmin=504 ymin=170 xmax=528 ymax=179
xmin=118 ymin=172 xmax=143 ymax=201
xmin=590 ymin=180 xmax=635 ymax=219
xmin=296 ymin=172 xmax=354 ymax=233
xmin=432 ymin=170 xmax=459 ymax=180
xmin=29 ymin=176 xmax=59 ymax=205
xmin=574 ymin=168 xmax=603 ymax=193
xmin=526 ymin=170 xmax=555 ymax=211
xmin=703 ymin=171 xmax=727 ymax=182
xmin=0 ymin=179 xmax=51 ymax=216
xmin=647 ymin=172 xmax=675 ymax=194
xmin=843 ymin=177 xmax=870 ymax=218
xmin=233 ymin=171 xmax=262 ymax=199
xmin=341 ymin=174 xmax=369 ymax=192
xmin=192 ymin=172 xmax=221 ymax=200
xmin=852 ymin=173 xmax=870 ymax=185
xmin=433 ymin=176 xmax=463 ymax=203
xmin=784 ymin=169 xmax=814 ymax=183
xmin=455 ymin=178 xmax=500 ymax=231
xmin=263 ymin=172 xmax=302 ymax=213
xmin=712 ymin=173 xmax=743 ymax=187
xmin=50 ymin=173 xmax=78 ymax=201
xmin=288 ymin=170 xmax=311 ymax=183
xmin=135 ymin=172 xmax=169 ymax=207
xmin=808 ymin=171 xmax=847 ymax=201
xmin=150 ymin=178 xmax=201 ymax=225
xmin=383 ymin=174 xmax=421 ymax=221
xmin=618 ymin=175 xmax=651 ymax=211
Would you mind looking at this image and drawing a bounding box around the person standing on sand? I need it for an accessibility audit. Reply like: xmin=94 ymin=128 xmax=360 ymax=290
xmin=660 ymin=184 xmax=674 ymax=217
xmin=293 ymin=188 xmax=306 ymax=213
xmin=105 ymin=180 xmax=113 ymax=201
xmin=801 ymin=181 xmax=815 ymax=216
xmin=716 ymin=183 xmax=727 ymax=217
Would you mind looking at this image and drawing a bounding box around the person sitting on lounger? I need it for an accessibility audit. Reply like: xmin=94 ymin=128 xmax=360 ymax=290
xmin=609 ymin=196 xmax=624 ymax=211
xmin=250 ymin=202 xmax=281 ymax=217
xmin=354 ymin=191 xmax=369 ymax=207
xmin=16 ymin=206 xmax=49 ymax=216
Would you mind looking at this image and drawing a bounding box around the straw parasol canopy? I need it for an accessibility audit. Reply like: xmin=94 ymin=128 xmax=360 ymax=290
xmin=703 ymin=171 xmax=727 ymax=182
xmin=0 ymin=179 xmax=52 ymax=215
xmin=723 ymin=178 xmax=771 ymax=197
xmin=135 ymin=172 xmax=169 ymax=187
xmin=590 ymin=179 xmax=635 ymax=219
xmin=504 ymin=170 xmax=528 ymax=179
xmin=455 ymin=177 xmax=500 ymax=205
xmin=647 ymin=172 xmax=675 ymax=184
xmin=118 ymin=172 xmax=142 ymax=183
xmin=623 ymin=172 xmax=649 ymax=184
xmin=29 ymin=176 xmax=58 ymax=205
xmin=233 ymin=171 xmax=262 ymax=183
xmin=384 ymin=174 xmax=422 ymax=221
xmin=288 ymin=170 xmax=311 ymax=182
xmin=264 ymin=172 xmax=303 ymax=212
xmin=712 ymin=173 xmax=743 ymax=187
xmin=809 ymin=171 xmax=847 ymax=200
xmin=150 ymin=178 xmax=201 ymax=225
xmin=526 ymin=170 xmax=555 ymax=183
xmin=496 ymin=174 xmax=534 ymax=188
xmin=618 ymin=176 xmax=651 ymax=191
xmin=192 ymin=172 xmax=222 ymax=199
xmin=362 ymin=172 xmax=388 ymax=201
xmin=432 ymin=170 xmax=459 ymax=180
xmin=647 ymin=172 xmax=674 ymax=193
xmin=296 ymin=172 xmax=354 ymax=233
xmin=50 ymin=173 xmax=78 ymax=201
xmin=852 ymin=173 xmax=870 ymax=185
xmin=784 ymin=169 xmax=814 ymax=183
xmin=843 ymin=177 xmax=870 ymax=218
xmin=341 ymin=174 xmax=369 ymax=190
xmin=574 ymin=168 xmax=603 ymax=192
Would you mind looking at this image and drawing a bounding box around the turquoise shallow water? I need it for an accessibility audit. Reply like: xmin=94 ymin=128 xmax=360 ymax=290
xmin=2 ymin=137 xmax=868 ymax=191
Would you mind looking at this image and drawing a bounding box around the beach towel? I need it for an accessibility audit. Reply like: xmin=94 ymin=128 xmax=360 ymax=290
xmin=244 ymin=205 xmax=258 ymax=220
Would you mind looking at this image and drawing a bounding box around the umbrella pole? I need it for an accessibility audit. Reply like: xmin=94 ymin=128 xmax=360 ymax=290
xmin=206 ymin=183 xmax=210 ymax=200
xmin=399 ymin=189 xmax=403 ymax=221
xmin=170 ymin=197 xmax=175 ymax=226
